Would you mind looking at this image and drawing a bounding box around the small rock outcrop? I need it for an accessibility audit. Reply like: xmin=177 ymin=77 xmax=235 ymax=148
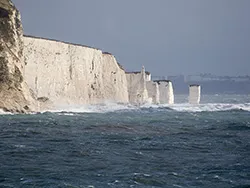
xmin=0 ymin=0 xmax=33 ymax=113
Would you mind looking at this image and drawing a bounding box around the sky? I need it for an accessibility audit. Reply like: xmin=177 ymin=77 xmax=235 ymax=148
xmin=12 ymin=0 xmax=250 ymax=77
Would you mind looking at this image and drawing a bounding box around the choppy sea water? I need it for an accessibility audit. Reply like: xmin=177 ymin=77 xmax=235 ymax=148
xmin=0 ymin=94 xmax=250 ymax=188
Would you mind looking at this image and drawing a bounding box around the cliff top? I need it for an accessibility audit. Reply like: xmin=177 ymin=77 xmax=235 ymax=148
xmin=102 ymin=52 xmax=113 ymax=55
xmin=189 ymin=84 xmax=200 ymax=87
xmin=24 ymin=35 xmax=126 ymax=72
xmin=126 ymin=71 xmax=151 ymax=75
xmin=153 ymin=80 xmax=171 ymax=83
xmin=24 ymin=35 xmax=100 ymax=51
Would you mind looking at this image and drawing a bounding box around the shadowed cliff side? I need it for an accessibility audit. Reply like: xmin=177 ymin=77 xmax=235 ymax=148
xmin=0 ymin=0 xmax=35 ymax=113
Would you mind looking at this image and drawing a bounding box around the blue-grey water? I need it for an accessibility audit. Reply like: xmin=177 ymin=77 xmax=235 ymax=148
xmin=0 ymin=95 xmax=250 ymax=188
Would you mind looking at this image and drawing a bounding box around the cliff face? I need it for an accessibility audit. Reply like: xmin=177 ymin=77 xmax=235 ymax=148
xmin=146 ymin=81 xmax=159 ymax=104
xmin=101 ymin=53 xmax=129 ymax=103
xmin=126 ymin=67 xmax=150 ymax=104
xmin=0 ymin=0 xmax=33 ymax=112
xmin=23 ymin=36 xmax=129 ymax=110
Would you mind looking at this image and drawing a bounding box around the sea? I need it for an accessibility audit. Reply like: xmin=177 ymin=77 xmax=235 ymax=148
xmin=0 ymin=94 xmax=250 ymax=188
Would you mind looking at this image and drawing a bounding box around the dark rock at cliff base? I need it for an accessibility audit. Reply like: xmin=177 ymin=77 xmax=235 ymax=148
xmin=0 ymin=0 xmax=33 ymax=113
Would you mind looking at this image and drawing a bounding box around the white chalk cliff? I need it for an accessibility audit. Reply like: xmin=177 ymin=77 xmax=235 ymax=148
xmin=0 ymin=0 xmax=176 ymax=113
xmin=24 ymin=36 xmax=129 ymax=110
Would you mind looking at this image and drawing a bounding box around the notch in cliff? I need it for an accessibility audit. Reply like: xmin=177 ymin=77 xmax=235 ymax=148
xmin=0 ymin=7 xmax=9 ymax=18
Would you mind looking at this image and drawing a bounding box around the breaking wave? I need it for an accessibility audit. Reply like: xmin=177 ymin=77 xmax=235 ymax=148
xmin=45 ymin=102 xmax=250 ymax=114
xmin=1 ymin=97 xmax=250 ymax=115
xmin=165 ymin=103 xmax=250 ymax=112
xmin=0 ymin=109 xmax=13 ymax=115
xmin=49 ymin=102 xmax=138 ymax=114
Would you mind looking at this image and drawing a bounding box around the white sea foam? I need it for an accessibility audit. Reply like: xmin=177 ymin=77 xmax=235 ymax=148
xmin=0 ymin=109 xmax=13 ymax=115
xmin=166 ymin=103 xmax=250 ymax=112
xmin=1 ymin=94 xmax=249 ymax=114
xmin=47 ymin=102 xmax=138 ymax=114
xmin=2 ymin=102 xmax=249 ymax=115
xmin=45 ymin=102 xmax=250 ymax=114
